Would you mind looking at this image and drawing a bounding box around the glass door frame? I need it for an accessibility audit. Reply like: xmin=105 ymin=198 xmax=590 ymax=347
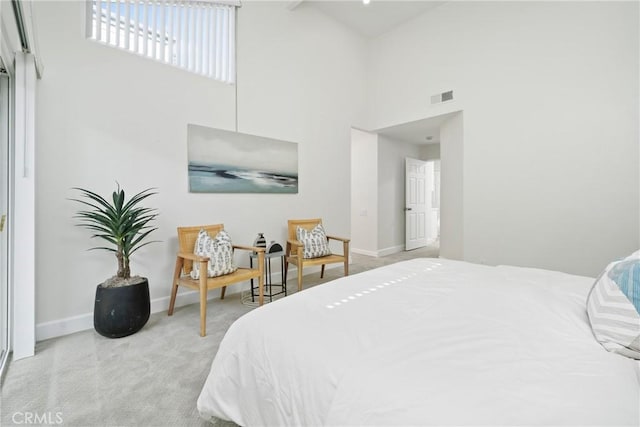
xmin=0 ymin=68 xmax=12 ymax=378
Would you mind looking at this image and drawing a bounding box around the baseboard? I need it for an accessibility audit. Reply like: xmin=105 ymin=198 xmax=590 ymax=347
xmin=36 ymin=312 xmax=94 ymax=342
xmin=351 ymin=248 xmax=379 ymax=257
xmin=35 ymin=264 xmax=344 ymax=342
xmin=351 ymin=245 xmax=404 ymax=258
xmin=377 ymin=245 xmax=404 ymax=257
xmin=35 ymin=289 xmax=209 ymax=342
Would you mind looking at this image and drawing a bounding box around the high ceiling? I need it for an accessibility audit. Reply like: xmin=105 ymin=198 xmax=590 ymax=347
xmin=289 ymin=0 xmax=452 ymax=144
xmin=296 ymin=1 xmax=445 ymax=38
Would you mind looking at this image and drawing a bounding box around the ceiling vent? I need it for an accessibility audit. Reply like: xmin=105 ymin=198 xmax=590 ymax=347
xmin=430 ymin=90 xmax=454 ymax=104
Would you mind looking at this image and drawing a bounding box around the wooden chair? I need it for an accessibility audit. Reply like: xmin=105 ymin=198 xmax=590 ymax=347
xmin=285 ymin=218 xmax=350 ymax=292
xmin=168 ymin=224 xmax=264 ymax=337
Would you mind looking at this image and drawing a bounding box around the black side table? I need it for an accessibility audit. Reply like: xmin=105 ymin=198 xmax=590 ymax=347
xmin=249 ymin=251 xmax=287 ymax=302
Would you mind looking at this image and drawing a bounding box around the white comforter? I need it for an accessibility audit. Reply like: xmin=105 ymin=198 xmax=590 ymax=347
xmin=197 ymin=258 xmax=640 ymax=426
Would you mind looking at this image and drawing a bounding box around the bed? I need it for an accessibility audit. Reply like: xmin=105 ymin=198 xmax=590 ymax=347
xmin=197 ymin=258 xmax=640 ymax=426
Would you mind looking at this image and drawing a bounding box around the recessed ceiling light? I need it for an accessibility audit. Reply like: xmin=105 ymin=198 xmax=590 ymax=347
xmin=363 ymin=0 xmax=371 ymax=5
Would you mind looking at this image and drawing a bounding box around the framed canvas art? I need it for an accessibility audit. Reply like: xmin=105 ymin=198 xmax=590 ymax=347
xmin=188 ymin=124 xmax=298 ymax=194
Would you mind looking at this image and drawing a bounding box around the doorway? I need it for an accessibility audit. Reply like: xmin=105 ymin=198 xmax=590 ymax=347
xmin=349 ymin=110 xmax=462 ymax=259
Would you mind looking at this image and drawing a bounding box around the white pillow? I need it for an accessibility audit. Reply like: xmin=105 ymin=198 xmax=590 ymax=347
xmin=190 ymin=229 xmax=237 ymax=279
xmin=587 ymin=250 xmax=640 ymax=359
xmin=296 ymin=224 xmax=331 ymax=259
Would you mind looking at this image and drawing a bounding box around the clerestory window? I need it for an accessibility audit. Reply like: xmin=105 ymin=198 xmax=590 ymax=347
xmin=87 ymin=0 xmax=237 ymax=83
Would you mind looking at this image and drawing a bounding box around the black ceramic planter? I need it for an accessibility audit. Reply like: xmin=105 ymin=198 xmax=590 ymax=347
xmin=94 ymin=279 xmax=150 ymax=338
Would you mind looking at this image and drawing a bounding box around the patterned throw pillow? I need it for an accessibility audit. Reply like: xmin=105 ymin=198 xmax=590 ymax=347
xmin=587 ymin=251 xmax=640 ymax=359
xmin=190 ymin=229 xmax=238 ymax=279
xmin=296 ymin=224 xmax=331 ymax=259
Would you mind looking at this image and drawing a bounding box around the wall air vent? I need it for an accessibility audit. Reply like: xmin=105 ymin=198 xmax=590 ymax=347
xmin=430 ymin=90 xmax=454 ymax=104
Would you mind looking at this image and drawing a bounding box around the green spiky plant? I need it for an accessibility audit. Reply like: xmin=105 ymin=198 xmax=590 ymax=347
xmin=71 ymin=184 xmax=158 ymax=287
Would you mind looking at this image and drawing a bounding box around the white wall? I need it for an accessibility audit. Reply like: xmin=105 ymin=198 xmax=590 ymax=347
xmin=350 ymin=128 xmax=378 ymax=254
xmin=377 ymin=135 xmax=421 ymax=253
xmin=439 ymin=113 xmax=463 ymax=260
xmin=421 ymin=143 xmax=440 ymax=161
xmin=368 ymin=1 xmax=639 ymax=276
xmin=33 ymin=1 xmax=367 ymax=334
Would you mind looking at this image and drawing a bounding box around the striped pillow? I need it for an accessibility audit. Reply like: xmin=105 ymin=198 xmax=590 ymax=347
xmin=190 ymin=229 xmax=238 ymax=279
xmin=587 ymin=251 xmax=640 ymax=359
xmin=296 ymin=224 xmax=331 ymax=259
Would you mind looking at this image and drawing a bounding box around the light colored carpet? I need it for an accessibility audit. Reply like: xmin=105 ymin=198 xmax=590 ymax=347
xmin=0 ymin=246 xmax=437 ymax=427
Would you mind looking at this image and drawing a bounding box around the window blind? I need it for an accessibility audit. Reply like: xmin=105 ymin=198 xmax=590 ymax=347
xmin=88 ymin=0 xmax=236 ymax=83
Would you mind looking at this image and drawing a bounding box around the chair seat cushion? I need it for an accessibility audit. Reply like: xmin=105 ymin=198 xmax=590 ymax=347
xmin=297 ymin=224 xmax=331 ymax=259
xmin=190 ymin=229 xmax=238 ymax=279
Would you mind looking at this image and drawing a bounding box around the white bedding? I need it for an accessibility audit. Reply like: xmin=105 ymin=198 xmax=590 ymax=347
xmin=197 ymin=258 xmax=640 ymax=426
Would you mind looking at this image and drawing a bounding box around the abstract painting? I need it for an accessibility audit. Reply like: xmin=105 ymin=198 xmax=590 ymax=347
xmin=187 ymin=124 xmax=298 ymax=194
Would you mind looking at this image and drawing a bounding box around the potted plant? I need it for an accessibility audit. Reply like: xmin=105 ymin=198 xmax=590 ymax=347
xmin=71 ymin=184 xmax=158 ymax=338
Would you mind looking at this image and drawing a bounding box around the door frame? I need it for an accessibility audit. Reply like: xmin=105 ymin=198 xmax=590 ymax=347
xmin=0 ymin=71 xmax=9 ymax=377
xmin=12 ymin=52 xmax=36 ymax=360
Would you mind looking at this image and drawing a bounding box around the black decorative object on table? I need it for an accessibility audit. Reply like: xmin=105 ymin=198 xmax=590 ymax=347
xmin=253 ymin=233 xmax=267 ymax=254
xmin=267 ymin=240 xmax=283 ymax=254
xmin=250 ymin=239 xmax=286 ymax=302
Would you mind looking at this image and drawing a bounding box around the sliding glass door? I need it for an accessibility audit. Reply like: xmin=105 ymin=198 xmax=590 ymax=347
xmin=0 ymin=72 xmax=10 ymax=374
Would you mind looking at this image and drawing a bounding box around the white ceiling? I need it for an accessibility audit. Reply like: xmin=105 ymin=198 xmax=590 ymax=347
xmin=300 ymin=0 xmax=445 ymax=38
xmin=377 ymin=112 xmax=457 ymax=145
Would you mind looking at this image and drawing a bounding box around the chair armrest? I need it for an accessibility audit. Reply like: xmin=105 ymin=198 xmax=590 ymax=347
xmin=326 ymin=235 xmax=350 ymax=243
xmin=177 ymin=252 xmax=210 ymax=262
xmin=233 ymin=245 xmax=265 ymax=253
xmin=287 ymin=239 xmax=303 ymax=248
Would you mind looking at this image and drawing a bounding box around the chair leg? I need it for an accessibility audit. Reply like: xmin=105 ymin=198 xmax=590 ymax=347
xmin=284 ymin=257 xmax=289 ymax=285
xmin=220 ymin=286 xmax=227 ymax=300
xmin=257 ymin=251 xmax=265 ymax=305
xmin=296 ymin=246 xmax=304 ymax=292
xmin=258 ymin=272 xmax=265 ymax=306
xmin=344 ymin=241 xmax=350 ymax=277
xmin=320 ymin=264 xmax=325 ymax=278
xmin=297 ymin=262 xmax=303 ymax=292
xmin=168 ymin=257 xmax=183 ymax=316
xmin=199 ymin=273 xmax=208 ymax=337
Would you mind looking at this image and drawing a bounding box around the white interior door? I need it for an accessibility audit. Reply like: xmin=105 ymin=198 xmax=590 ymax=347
xmin=405 ymin=158 xmax=430 ymax=250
